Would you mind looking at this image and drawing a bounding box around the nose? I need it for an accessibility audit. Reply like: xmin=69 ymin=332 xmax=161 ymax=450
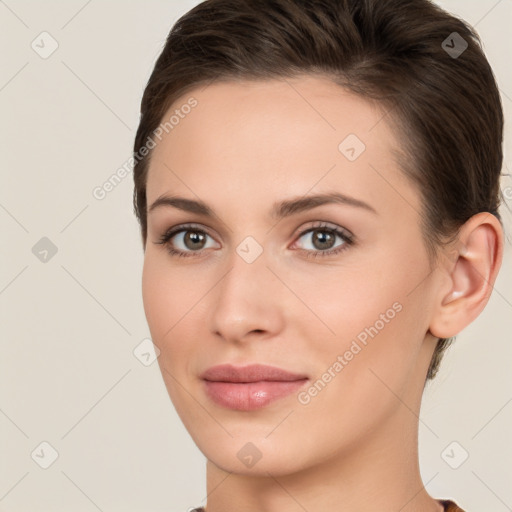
xmin=208 ymin=244 xmax=286 ymax=344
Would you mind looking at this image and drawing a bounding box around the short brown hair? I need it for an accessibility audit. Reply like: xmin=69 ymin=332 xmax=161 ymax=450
xmin=132 ymin=0 xmax=504 ymax=380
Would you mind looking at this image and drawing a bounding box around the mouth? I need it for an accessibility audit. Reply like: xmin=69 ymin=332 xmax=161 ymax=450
xmin=200 ymin=364 xmax=309 ymax=411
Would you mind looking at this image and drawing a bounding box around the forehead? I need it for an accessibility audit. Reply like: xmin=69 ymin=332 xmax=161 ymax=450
xmin=145 ymin=76 xmax=418 ymax=219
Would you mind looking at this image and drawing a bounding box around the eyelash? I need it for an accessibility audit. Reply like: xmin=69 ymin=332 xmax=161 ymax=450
xmin=154 ymin=222 xmax=355 ymax=260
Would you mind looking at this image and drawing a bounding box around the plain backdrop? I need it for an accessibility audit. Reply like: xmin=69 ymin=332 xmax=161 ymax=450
xmin=0 ymin=1 xmax=511 ymax=511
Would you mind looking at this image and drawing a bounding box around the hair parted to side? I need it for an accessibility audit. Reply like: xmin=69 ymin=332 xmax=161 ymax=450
xmin=133 ymin=0 xmax=504 ymax=381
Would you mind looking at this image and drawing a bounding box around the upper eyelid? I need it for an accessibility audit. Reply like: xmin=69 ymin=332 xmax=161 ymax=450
xmin=162 ymin=221 xmax=353 ymax=245
xmin=166 ymin=223 xmax=218 ymax=241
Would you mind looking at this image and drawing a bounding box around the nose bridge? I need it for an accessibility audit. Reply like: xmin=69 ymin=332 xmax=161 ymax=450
xmin=209 ymin=239 xmax=283 ymax=341
xmin=225 ymin=233 xmax=272 ymax=293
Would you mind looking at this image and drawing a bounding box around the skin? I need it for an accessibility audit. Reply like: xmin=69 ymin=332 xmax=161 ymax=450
xmin=141 ymin=76 xmax=503 ymax=512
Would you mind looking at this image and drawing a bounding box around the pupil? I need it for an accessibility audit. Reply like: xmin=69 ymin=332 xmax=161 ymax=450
xmin=186 ymin=231 xmax=205 ymax=249
xmin=314 ymin=230 xmax=333 ymax=250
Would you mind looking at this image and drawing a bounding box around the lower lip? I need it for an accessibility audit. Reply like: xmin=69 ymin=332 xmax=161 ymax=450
xmin=203 ymin=379 xmax=308 ymax=411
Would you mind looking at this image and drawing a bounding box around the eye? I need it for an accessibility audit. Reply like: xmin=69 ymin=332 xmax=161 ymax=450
xmin=154 ymin=223 xmax=219 ymax=258
xmin=154 ymin=221 xmax=355 ymax=260
xmin=292 ymin=222 xmax=354 ymax=259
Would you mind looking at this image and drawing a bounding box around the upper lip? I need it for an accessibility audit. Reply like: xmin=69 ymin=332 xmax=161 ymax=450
xmin=201 ymin=364 xmax=308 ymax=383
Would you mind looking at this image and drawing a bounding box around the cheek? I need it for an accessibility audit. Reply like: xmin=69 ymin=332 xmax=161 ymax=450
xmin=142 ymin=257 xmax=191 ymax=408
xmin=286 ymin=263 xmax=404 ymax=347
xmin=141 ymin=256 xmax=167 ymax=337
xmin=290 ymin=244 xmax=429 ymax=383
xmin=141 ymin=254 xmax=190 ymax=354
xmin=142 ymin=253 xmax=208 ymax=372
xmin=290 ymin=299 xmax=419 ymax=451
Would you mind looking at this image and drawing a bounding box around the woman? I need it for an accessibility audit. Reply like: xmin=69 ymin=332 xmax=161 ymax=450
xmin=132 ymin=0 xmax=505 ymax=510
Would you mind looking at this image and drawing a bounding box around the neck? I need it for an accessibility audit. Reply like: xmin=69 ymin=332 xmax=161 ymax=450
xmin=202 ymin=398 xmax=443 ymax=512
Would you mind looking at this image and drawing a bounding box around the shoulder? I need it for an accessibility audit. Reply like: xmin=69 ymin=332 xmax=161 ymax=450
xmin=439 ymin=499 xmax=466 ymax=511
xmin=191 ymin=503 xmax=465 ymax=512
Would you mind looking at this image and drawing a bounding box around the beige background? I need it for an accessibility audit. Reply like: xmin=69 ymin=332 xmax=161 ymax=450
xmin=0 ymin=1 xmax=511 ymax=511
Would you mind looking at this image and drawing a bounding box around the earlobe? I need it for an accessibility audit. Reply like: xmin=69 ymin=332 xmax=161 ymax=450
xmin=429 ymin=212 xmax=503 ymax=339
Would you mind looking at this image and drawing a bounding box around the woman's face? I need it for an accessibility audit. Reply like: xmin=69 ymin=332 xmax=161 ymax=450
xmin=142 ymin=76 xmax=444 ymax=475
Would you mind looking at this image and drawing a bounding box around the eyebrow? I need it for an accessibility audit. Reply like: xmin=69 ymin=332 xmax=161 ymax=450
xmin=148 ymin=191 xmax=377 ymax=219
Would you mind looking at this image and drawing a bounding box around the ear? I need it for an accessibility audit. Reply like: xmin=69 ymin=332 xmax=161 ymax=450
xmin=429 ymin=212 xmax=504 ymax=339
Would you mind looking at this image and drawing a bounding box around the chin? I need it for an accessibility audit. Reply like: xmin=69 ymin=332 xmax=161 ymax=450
xmin=190 ymin=429 xmax=313 ymax=477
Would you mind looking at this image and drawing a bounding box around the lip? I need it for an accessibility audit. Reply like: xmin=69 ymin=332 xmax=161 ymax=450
xmin=201 ymin=364 xmax=309 ymax=411
xmin=201 ymin=363 xmax=307 ymax=383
